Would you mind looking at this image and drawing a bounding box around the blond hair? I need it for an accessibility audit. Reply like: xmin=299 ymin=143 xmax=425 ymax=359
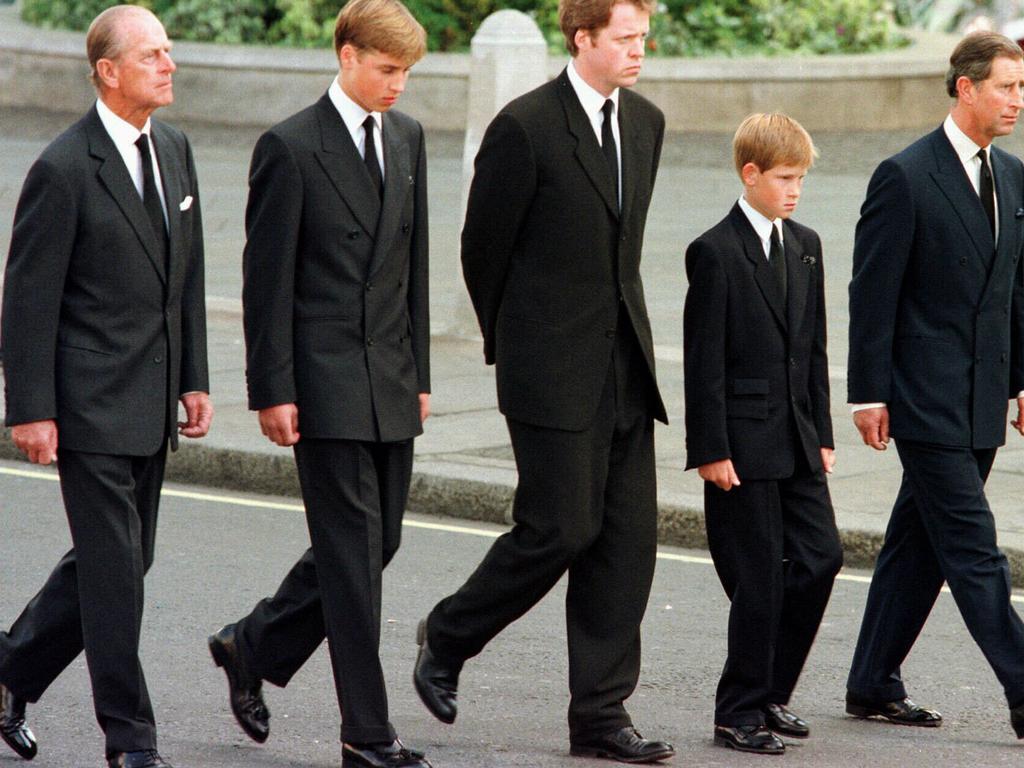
xmin=733 ymin=112 xmax=817 ymax=176
xmin=559 ymin=0 xmax=654 ymax=57
xmin=334 ymin=0 xmax=426 ymax=65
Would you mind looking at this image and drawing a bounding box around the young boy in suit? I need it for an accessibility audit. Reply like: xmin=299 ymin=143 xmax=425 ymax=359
xmin=683 ymin=113 xmax=843 ymax=755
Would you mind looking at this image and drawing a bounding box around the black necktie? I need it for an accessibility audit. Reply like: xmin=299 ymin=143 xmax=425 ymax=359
xmin=363 ymin=115 xmax=383 ymax=200
xmin=135 ymin=133 xmax=168 ymax=268
xmin=769 ymin=223 xmax=787 ymax=304
xmin=978 ymin=148 xmax=996 ymax=240
xmin=601 ymin=99 xmax=619 ymax=208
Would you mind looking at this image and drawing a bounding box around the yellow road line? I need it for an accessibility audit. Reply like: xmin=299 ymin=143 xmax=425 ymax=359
xmin=0 ymin=465 xmax=1017 ymax=600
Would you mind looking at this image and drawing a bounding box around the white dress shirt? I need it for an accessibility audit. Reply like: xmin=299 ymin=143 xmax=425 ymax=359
xmin=566 ymin=59 xmax=621 ymax=204
xmin=96 ymin=98 xmax=168 ymax=226
xmin=328 ymin=77 xmax=384 ymax=178
xmin=738 ymin=195 xmax=783 ymax=258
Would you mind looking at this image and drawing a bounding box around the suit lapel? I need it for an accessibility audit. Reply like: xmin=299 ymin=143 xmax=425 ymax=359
xmin=928 ymin=128 xmax=996 ymax=267
xmin=732 ymin=205 xmax=786 ymax=330
xmin=152 ymin=123 xmax=181 ymax=288
xmin=979 ymin=147 xmax=1024 ymax=304
xmin=87 ymin=108 xmax=167 ymax=285
xmin=782 ymin=222 xmax=809 ymax=336
xmin=314 ymin=95 xmax=381 ymax=237
xmin=368 ymin=114 xmax=412 ymax=278
xmin=557 ymin=71 xmax=619 ymax=219
xmin=618 ymin=97 xmax=641 ymax=224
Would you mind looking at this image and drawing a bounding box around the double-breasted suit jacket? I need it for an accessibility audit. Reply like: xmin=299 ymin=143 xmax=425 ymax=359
xmin=2 ymin=105 xmax=209 ymax=452
xmin=848 ymin=126 xmax=1024 ymax=448
xmin=684 ymin=204 xmax=833 ymax=478
xmin=461 ymin=69 xmax=667 ymax=430
xmin=243 ymin=93 xmax=430 ymax=440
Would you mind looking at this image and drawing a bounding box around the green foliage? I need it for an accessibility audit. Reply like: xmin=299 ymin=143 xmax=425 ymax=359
xmin=21 ymin=0 xmax=908 ymax=56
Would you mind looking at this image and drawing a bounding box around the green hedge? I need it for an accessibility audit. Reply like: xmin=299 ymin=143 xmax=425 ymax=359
xmin=20 ymin=0 xmax=908 ymax=55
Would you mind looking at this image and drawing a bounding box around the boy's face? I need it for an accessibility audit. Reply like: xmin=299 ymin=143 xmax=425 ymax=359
xmin=338 ymin=44 xmax=411 ymax=113
xmin=741 ymin=162 xmax=807 ymax=221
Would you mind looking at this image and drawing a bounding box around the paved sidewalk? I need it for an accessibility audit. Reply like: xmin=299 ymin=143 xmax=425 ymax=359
xmin=3 ymin=105 xmax=1024 ymax=580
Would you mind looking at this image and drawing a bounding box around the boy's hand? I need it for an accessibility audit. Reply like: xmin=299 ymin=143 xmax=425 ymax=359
xmin=698 ymin=459 xmax=741 ymax=491
xmin=820 ymin=447 xmax=836 ymax=473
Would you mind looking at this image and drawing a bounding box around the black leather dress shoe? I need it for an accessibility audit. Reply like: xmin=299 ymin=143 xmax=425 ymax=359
xmin=714 ymin=724 xmax=785 ymax=755
xmin=1010 ymin=702 xmax=1024 ymax=738
xmin=764 ymin=703 xmax=809 ymax=739
xmin=570 ymin=726 xmax=675 ymax=763
xmin=342 ymin=740 xmax=432 ymax=768
xmin=412 ymin=619 xmax=461 ymax=724
xmin=208 ymin=623 xmax=270 ymax=743
xmin=106 ymin=750 xmax=172 ymax=768
xmin=845 ymin=693 xmax=942 ymax=727
xmin=0 ymin=682 xmax=37 ymax=760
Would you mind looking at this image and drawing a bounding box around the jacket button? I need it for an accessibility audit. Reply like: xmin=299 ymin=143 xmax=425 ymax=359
xmin=347 ymin=230 xmax=360 ymax=239
xmin=367 ymin=338 xmax=375 ymax=347
xmin=1002 ymin=353 xmax=1008 ymax=363
xmin=605 ymin=329 xmax=615 ymax=339
xmin=154 ymin=355 xmax=163 ymax=364
xmin=366 ymin=282 xmax=374 ymax=291
xmin=402 ymin=223 xmax=410 ymax=233
xmin=959 ymin=257 xmax=967 ymax=265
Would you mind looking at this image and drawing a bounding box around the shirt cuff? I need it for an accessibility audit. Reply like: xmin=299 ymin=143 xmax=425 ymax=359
xmin=850 ymin=402 xmax=886 ymax=413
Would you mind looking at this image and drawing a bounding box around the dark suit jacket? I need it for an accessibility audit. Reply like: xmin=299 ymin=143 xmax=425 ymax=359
xmin=2 ymin=105 xmax=208 ymax=455
xmin=683 ymin=204 xmax=832 ymax=479
xmin=461 ymin=69 xmax=667 ymax=431
xmin=242 ymin=94 xmax=429 ymax=443
xmin=848 ymin=126 xmax=1024 ymax=449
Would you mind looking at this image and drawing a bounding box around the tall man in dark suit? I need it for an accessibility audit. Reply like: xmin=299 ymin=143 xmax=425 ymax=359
xmin=0 ymin=6 xmax=210 ymax=767
xmin=413 ymin=0 xmax=674 ymax=762
xmin=847 ymin=31 xmax=1024 ymax=738
xmin=208 ymin=2 xmax=431 ymax=766
xmin=684 ymin=113 xmax=842 ymax=754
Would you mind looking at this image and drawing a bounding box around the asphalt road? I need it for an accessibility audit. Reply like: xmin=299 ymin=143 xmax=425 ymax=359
xmin=1 ymin=460 xmax=1023 ymax=767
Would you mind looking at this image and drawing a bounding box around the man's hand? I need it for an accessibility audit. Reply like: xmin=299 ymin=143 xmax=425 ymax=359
xmin=698 ymin=458 xmax=741 ymax=491
xmin=419 ymin=393 xmax=431 ymax=424
xmin=179 ymin=392 xmax=213 ymax=438
xmin=259 ymin=403 xmax=300 ymax=446
xmin=11 ymin=419 xmax=58 ymax=465
xmin=1012 ymin=396 xmax=1024 ymax=437
xmin=820 ymin=446 xmax=836 ymax=473
xmin=853 ymin=406 xmax=889 ymax=451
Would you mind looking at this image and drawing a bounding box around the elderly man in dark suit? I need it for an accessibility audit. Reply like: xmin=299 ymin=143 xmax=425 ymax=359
xmin=846 ymin=31 xmax=1024 ymax=739
xmin=206 ymin=1 xmax=431 ymax=766
xmin=412 ymin=0 xmax=674 ymax=762
xmin=0 ymin=6 xmax=210 ymax=767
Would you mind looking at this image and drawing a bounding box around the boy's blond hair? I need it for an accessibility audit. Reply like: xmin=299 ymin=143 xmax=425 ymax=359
xmin=334 ymin=0 xmax=426 ymax=65
xmin=732 ymin=112 xmax=817 ymax=176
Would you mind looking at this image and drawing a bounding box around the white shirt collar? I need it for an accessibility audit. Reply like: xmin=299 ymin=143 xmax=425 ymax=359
xmin=96 ymin=97 xmax=151 ymax=148
xmin=944 ymin=112 xmax=987 ymax=164
xmin=328 ymin=77 xmax=381 ymax=141
xmin=566 ymin=59 xmax=619 ymax=123
xmin=738 ymin=195 xmax=783 ymax=255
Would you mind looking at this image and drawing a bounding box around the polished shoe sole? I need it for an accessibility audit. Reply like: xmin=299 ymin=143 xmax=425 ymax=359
xmin=569 ymin=745 xmax=676 ymax=763
xmin=845 ymin=704 xmax=941 ymax=727
xmin=713 ymin=734 xmax=785 ymax=755
xmin=766 ymin=724 xmax=809 ymax=740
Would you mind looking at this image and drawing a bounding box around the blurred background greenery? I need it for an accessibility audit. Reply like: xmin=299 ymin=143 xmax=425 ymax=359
xmin=15 ymin=0 xmax=1007 ymax=55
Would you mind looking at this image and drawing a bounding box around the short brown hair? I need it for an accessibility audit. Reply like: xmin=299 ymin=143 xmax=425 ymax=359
xmin=334 ymin=0 xmax=426 ymax=65
xmin=945 ymin=31 xmax=1023 ymax=98
xmin=559 ymin=0 xmax=655 ymax=57
xmin=733 ymin=112 xmax=817 ymax=177
xmin=86 ymin=4 xmax=152 ymax=90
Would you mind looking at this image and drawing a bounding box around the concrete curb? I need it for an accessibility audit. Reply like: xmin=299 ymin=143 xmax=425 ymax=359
xmin=3 ymin=435 xmax=1022 ymax=587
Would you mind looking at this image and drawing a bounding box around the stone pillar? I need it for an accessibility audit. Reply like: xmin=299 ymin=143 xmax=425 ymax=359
xmin=448 ymin=10 xmax=548 ymax=336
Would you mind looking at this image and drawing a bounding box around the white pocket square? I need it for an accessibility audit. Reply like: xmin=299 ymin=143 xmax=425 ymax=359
xmin=179 ymin=195 xmax=193 ymax=211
